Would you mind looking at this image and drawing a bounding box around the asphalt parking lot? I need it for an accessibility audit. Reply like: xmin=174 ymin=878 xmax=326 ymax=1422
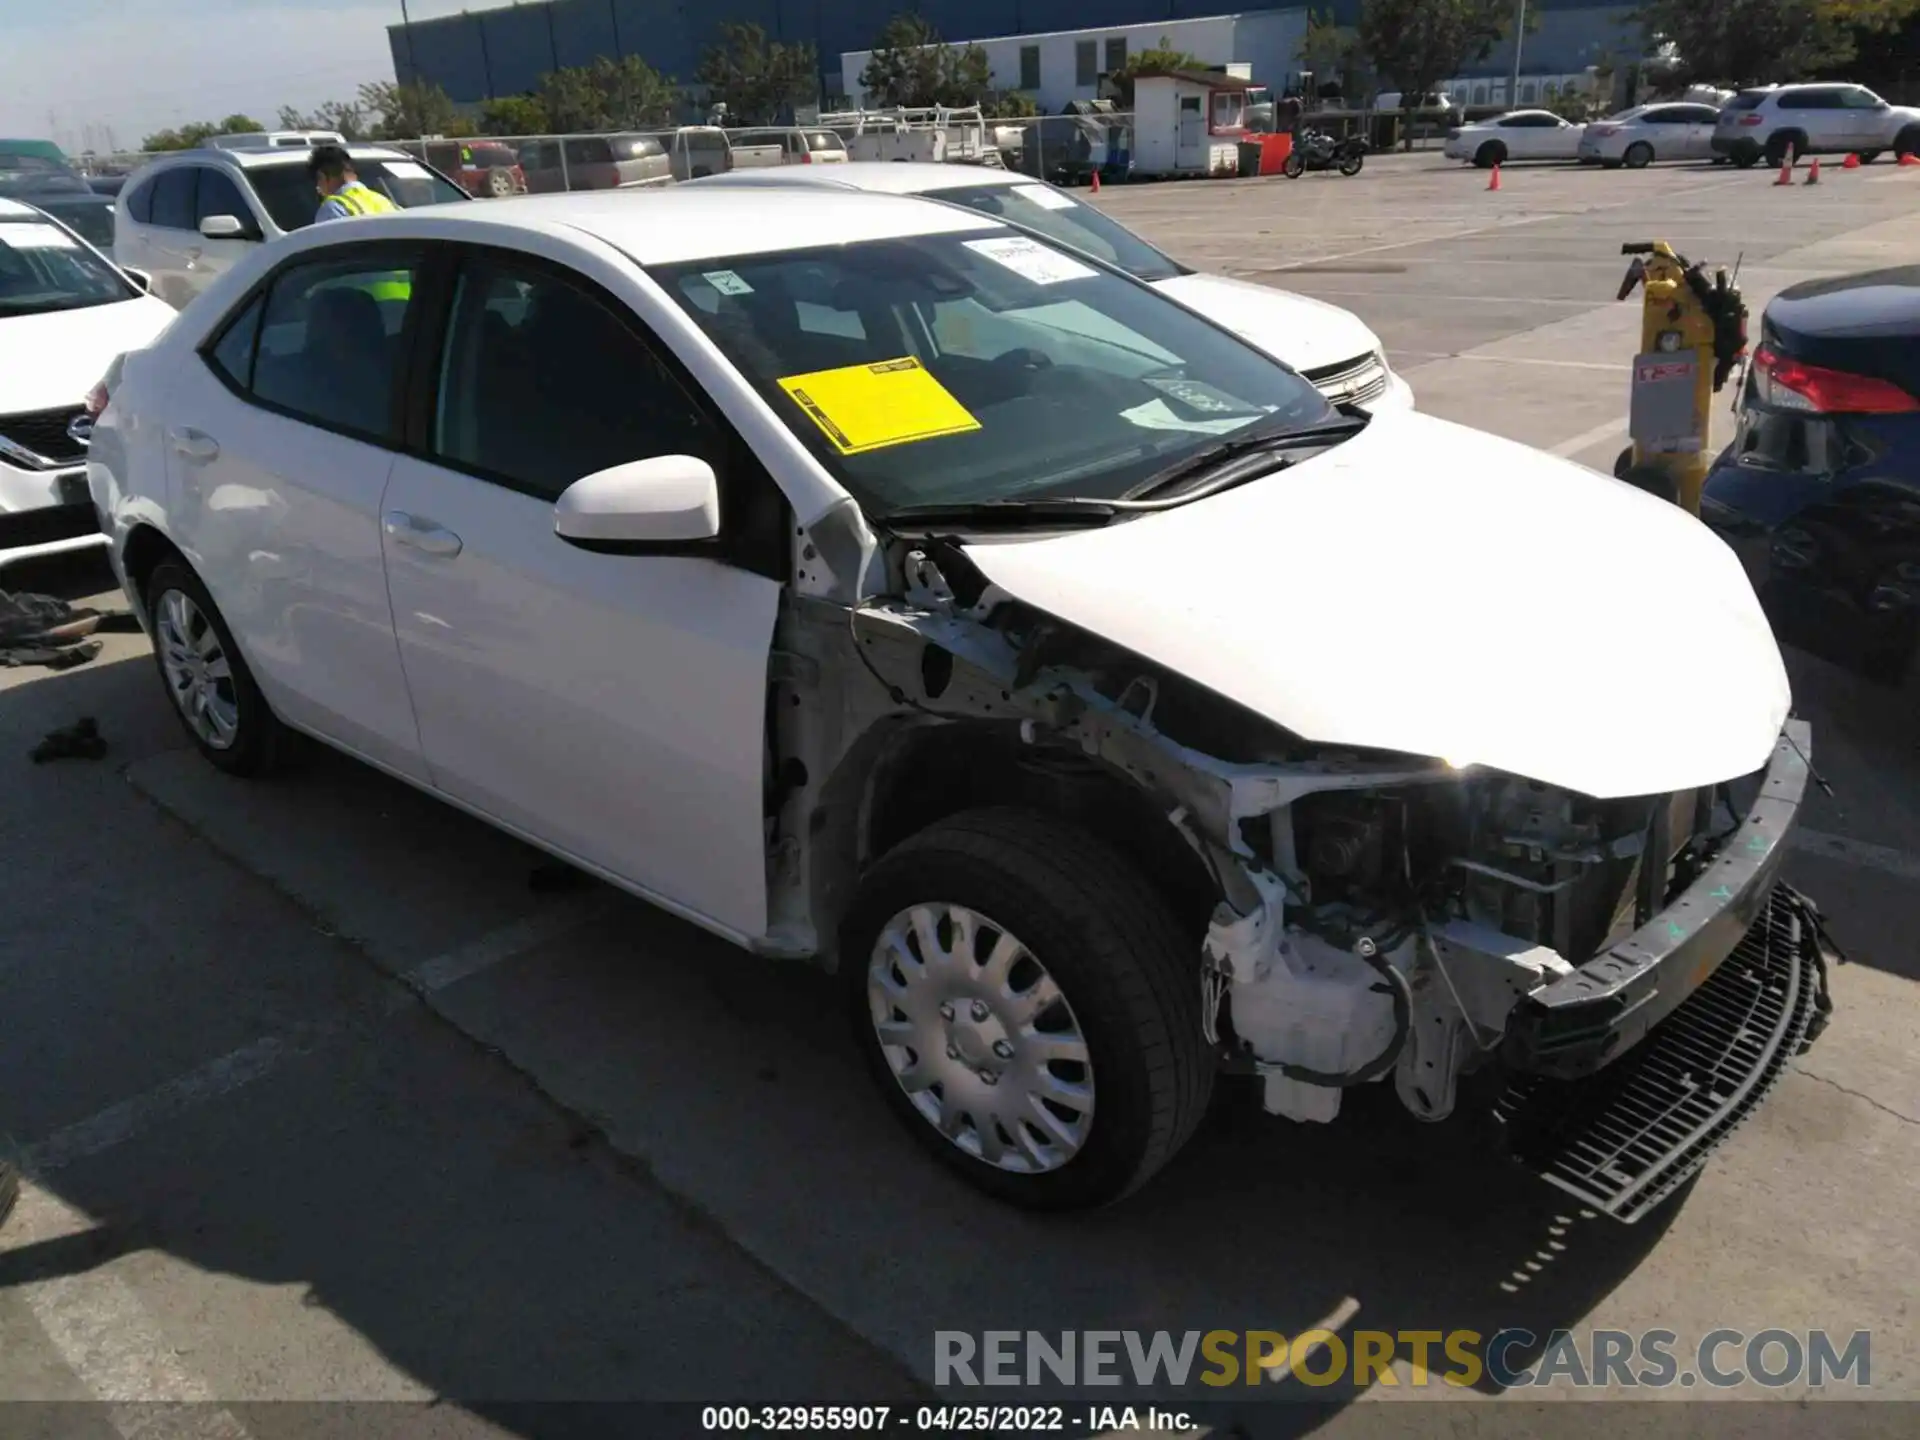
xmin=3 ymin=154 xmax=1917 ymax=1438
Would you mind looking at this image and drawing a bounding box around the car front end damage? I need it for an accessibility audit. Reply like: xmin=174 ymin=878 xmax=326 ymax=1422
xmin=769 ymin=527 xmax=1836 ymax=1220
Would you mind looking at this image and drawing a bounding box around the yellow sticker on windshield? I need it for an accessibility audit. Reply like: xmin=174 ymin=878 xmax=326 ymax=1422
xmin=777 ymin=356 xmax=980 ymax=456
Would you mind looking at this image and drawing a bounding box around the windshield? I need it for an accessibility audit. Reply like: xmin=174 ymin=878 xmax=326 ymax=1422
xmin=654 ymin=231 xmax=1329 ymax=517
xmin=929 ymin=182 xmax=1187 ymax=283
xmin=36 ymin=199 xmax=115 ymax=249
xmin=248 ymin=157 xmax=469 ymax=232
xmin=0 ymin=215 xmax=135 ymax=314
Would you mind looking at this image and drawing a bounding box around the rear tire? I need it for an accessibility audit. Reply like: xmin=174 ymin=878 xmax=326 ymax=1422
xmin=145 ymin=559 xmax=289 ymax=778
xmin=1624 ymin=141 xmax=1654 ymax=169
xmin=1895 ymin=127 xmax=1920 ymax=162
xmin=1764 ymin=132 xmax=1803 ymax=167
xmin=843 ymin=807 xmax=1214 ymax=1211
xmin=1474 ymin=141 xmax=1506 ymax=169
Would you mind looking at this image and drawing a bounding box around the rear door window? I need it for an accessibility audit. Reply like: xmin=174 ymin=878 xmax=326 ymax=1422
xmin=1723 ymin=91 xmax=1769 ymax=112
xmin=125 ymin=177 xmax=154 ymax=223
xmin=148 ymin=168 xmax=197 ymax=230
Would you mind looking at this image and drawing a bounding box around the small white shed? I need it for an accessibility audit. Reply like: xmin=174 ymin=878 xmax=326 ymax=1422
xmin=1132 ymin=70 xmax=1253 ymax=178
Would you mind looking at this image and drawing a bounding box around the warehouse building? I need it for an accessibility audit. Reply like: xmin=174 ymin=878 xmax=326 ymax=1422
xmin=386 ymin=1 xmax=1645 ymax=111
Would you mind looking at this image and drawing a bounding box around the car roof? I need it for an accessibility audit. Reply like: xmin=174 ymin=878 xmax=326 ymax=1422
xmin=371 ymin=187 xmax=1007 ymax=265
xmin=691 ymin=160 xmax=1017 ymax=197
xmin=135 ymin=144 xmax=411 ymax=174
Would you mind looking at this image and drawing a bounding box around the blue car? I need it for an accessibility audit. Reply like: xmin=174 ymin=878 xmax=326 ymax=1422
xmin=1701 ymin=267 xmax=1920 ymax=683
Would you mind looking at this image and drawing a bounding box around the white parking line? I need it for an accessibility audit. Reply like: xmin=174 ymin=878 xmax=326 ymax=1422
xmin=1791 ymin=828 xmax=1920 ymax=883
xmin=1549 ymin=419 xmax=1627 ymax=458
xmin=1261 ymin=1296 xmax=1363 ymax=1382
xmin=22 ymin=1034 xmax=308 ymax=1175
xmin=7 ymin=1185 xmax=256 ymax=1436
xmin=403 ymin=896 xmax=609 ymax=994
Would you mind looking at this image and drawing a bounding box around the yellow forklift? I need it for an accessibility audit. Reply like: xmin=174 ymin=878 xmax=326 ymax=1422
xmin=1612 ymin=242 xmax=1751 ymax=516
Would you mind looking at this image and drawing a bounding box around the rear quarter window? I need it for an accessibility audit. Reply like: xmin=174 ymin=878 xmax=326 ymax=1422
xmin=1724 ymin=92 xmax=1769 ymax=111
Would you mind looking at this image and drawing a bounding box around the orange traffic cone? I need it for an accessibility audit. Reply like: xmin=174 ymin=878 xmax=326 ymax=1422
xmin=1901 ymin=152 xmax=1920 ymax=167
xmin=1487 ymin=164 xmax=1501 ymax=191
xmin=1090 ymin=170 xmax=1101 ymax=194
xmin=1842 ymin=151 xmax=1861 ymax=169
xmin=1805 ymin=157 xmax=1821 ymax=185
xmin=1774 ymin=148 xmax=1795 ymax=185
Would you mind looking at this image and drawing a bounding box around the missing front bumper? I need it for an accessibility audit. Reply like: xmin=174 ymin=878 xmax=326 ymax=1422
xmin=1495 ymin=881 xmax=1835 ymax=1223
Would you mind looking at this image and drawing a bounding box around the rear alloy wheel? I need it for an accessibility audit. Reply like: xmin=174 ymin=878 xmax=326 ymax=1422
xmin=487 ymin=168 xmax=517 ymax=198
xmin=1624 ymin=141 xmax=1654 ymax=169
xmin=146 ymin=558 xmax=288 ymax=777
xmin=844 ymin=808 xmax=1213 ymax=1210
xmin=1474 ymin=141 xmax=1506 ymax=169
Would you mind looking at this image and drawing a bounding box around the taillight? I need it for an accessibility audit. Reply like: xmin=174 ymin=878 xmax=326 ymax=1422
xmin=799 ymin=150 xmax=812 ymax=163
xmin=1752 ymin=344 xmax=1919 ymax=414
xmin=1738 ymin=114 xmax=1764 ymax=126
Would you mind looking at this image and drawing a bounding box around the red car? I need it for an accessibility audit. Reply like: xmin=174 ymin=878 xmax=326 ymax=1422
xmin=415 ymin=140 xmax=527 ymax=198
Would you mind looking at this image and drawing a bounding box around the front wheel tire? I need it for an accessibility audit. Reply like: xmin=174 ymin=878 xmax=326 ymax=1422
xmin=1282 ymin=153 xmax=1305 ymax=179
xmin=1624 ymin=141 xmax=1654 ymax=169
xmin=146 ymin=558 xmax=288 ymax=777
xmin=843 ymin=807 xmax=1214 ymax=1211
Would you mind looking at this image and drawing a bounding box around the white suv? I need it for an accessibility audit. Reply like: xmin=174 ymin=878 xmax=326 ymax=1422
xmin=1712 ymin=83 xmax=1920 ymax=168
xmin=114 ymin=144 xmax=469 ymax=310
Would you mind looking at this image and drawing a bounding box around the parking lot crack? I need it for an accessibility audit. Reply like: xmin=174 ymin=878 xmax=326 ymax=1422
xmin=1789 ymin=1064 xmax=1918 ymax=1126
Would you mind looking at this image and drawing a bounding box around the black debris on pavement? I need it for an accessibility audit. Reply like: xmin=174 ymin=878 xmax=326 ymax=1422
xmin=30 ymin=716 xmax=107 ymax=764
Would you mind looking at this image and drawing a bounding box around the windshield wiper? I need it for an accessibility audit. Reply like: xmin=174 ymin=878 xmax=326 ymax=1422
xmin=878 ymin=496 xmax=1124 ymax=528
xmin=1121 ymin=412 xmax=1371 ymax=503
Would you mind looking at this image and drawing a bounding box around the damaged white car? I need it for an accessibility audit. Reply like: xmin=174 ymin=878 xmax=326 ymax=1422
xmin=90 ymin=189 xmax=1835 ymax=1217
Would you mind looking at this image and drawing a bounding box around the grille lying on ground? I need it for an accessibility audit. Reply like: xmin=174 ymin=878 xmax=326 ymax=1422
xmin=1495 ymin=884 xmax=1830 ymax=1224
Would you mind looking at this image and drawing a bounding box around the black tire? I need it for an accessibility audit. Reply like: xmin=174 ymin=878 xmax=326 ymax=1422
xmin=145 ymin=558 xmax=289 ymax=777
xmin=1281 ymin=152 xmax=1305 ymax=179
xmin=486 ymin=168 xmax=516 ymax=198
xmin=1896 ymin=127 xmax=1920 ymax=161
xmin=1474 ymin=141 xmax=1506 ymax=169
xmin=1623 ymin=141 xmax=1654 ymax=169
xmin=843 ymin=807 xmax=1214 ymax=1211
xmin=1731 ymin=150 xmax=1760 ymax=169
xmin=1858 ymin=150 xmax=1881 ymax=165
xmin=1764 ymin=132 xmax=1803 ymax=167
xmin=1338 ymin=153 xmax=1363 ymax=176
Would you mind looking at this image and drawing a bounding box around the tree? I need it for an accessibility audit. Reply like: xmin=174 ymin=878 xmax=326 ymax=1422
xmin=140 ymin=114 xmax=262 ymax=151
xmin=1357 ymin=0 xmax=1513 ymax=145
xmin=357 ymin=79 xmax=462 ymax=139
xmin=536 ymin=56 xmax=679 ymax=132
xmin=480 ymin=94 xmax=551 ymax=136
xmin=984 ymin=90 xmax=1040 ymax=120
xmin=695 ymin=21 xmax=818 ymax=124
xmin=860 ymin=12 xmax=950 ymax=107
xmin=1109 ymin=37 xmax=1205 ymax=107
xmin=1298 ymin=7 xmax=1361 ymax=83
xmin=1633 ymin=0 xmax=1920 ymax=87
xmin=276 ymin=100 xmax=371 ymax=140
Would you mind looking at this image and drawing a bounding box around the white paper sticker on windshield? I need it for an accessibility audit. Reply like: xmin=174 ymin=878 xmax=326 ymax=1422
xmin=964 ymin=235 xmax=1096 ymax=285
xmin=1010 ymin=184 xmax=1077 ymax=211
xmin=1121 ymin=398 xmax=1254 ymax=436
xmin=703 ymin=270 xmax=754 ymax=296
xmin=5 ymin=222 xmax=78 ymax=250
xmin=382 ymin=160 xmax=430 ymax=181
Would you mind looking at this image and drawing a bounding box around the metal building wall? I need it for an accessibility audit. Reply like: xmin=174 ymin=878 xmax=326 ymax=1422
xmin=388 ymin=0 xmax=1639 ymax=106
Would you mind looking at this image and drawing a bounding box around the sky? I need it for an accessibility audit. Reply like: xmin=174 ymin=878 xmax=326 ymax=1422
xmin=0 ymin=0 xmax=476 ymax=152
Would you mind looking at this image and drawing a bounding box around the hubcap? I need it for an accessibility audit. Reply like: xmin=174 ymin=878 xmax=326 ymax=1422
xmin=156 ymin=589 xmax=239 ymax=749
xmin=867 ymin=903 xmax=1094 ymax=1174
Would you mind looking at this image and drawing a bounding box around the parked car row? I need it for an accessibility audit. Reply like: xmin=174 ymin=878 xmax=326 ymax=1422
xmin=1444 ymin=83 xmax=1920 ymax=170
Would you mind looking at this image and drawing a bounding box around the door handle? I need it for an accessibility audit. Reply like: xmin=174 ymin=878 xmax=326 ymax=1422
xmin=166 ymin=426 xmax=219 ymax=462
xmin=383 ymin=511 xmax=463 ymax=558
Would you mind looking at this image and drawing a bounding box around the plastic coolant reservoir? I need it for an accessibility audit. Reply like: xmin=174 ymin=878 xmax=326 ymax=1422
xmin=1230 ymin=932 xmax=1404 ymax=1124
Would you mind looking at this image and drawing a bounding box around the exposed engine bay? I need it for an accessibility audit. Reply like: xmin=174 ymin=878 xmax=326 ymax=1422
xmin=769 ymin=519 xmax=1836 ymax=1220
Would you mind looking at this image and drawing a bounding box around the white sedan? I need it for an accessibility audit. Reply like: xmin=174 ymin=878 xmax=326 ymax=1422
xmin=0 ymin=196 xmax=174 ymax=571
xmin=686 ymin=162 xmax=1413 ymax=412
xmin=1444 ymin=110 xmax=1587 ymax=167
xmin=89 ymin=188 xmax=1815 ymax=1213
xmin=1577 ymin=103 xmax=1724 ymax=167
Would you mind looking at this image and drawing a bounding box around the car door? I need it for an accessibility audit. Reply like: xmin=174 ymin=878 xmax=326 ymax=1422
xmin=1839 ymin=87 xmax=1894 ymax=147
xmin=378 ymin=246 xmax=785 ymax=938
xmin=1499 ymin=114 xmax=1545 ymax=159
xmin=1675 ymin=105 xmax=1720 ymax=159
xmin=138 ymin=166 xmax=204 ymax=309
xmin=162 ymin=241 xmax=429 ymax=779
xmin=191 ymin=167 xmax=264 ymax=283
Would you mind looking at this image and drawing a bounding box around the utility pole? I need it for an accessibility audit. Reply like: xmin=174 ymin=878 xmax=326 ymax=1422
xmin=1508 ymin=0 xmax=1527 ymax=108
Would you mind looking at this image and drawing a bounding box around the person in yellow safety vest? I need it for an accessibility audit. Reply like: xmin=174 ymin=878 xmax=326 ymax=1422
xmin=306 ymin=145 xmax=410 ymax=303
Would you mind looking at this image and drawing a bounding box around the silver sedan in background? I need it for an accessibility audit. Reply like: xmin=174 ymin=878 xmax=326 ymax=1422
xmin=1578 ymin=102 xmax=1723 ymax=167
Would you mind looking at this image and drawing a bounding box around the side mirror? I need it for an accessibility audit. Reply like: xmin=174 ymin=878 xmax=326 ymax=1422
xmin=554 ymin=455 xmax=721 ymax=547
xmin=120 ymin=266 xmax=152 ymax=292
xmin=199 ymin=214 xmax=253 ymax=240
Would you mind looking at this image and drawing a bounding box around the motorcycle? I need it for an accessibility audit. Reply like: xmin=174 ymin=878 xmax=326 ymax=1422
xmin=1282 ymin=130 xmax=1367 ymax=178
